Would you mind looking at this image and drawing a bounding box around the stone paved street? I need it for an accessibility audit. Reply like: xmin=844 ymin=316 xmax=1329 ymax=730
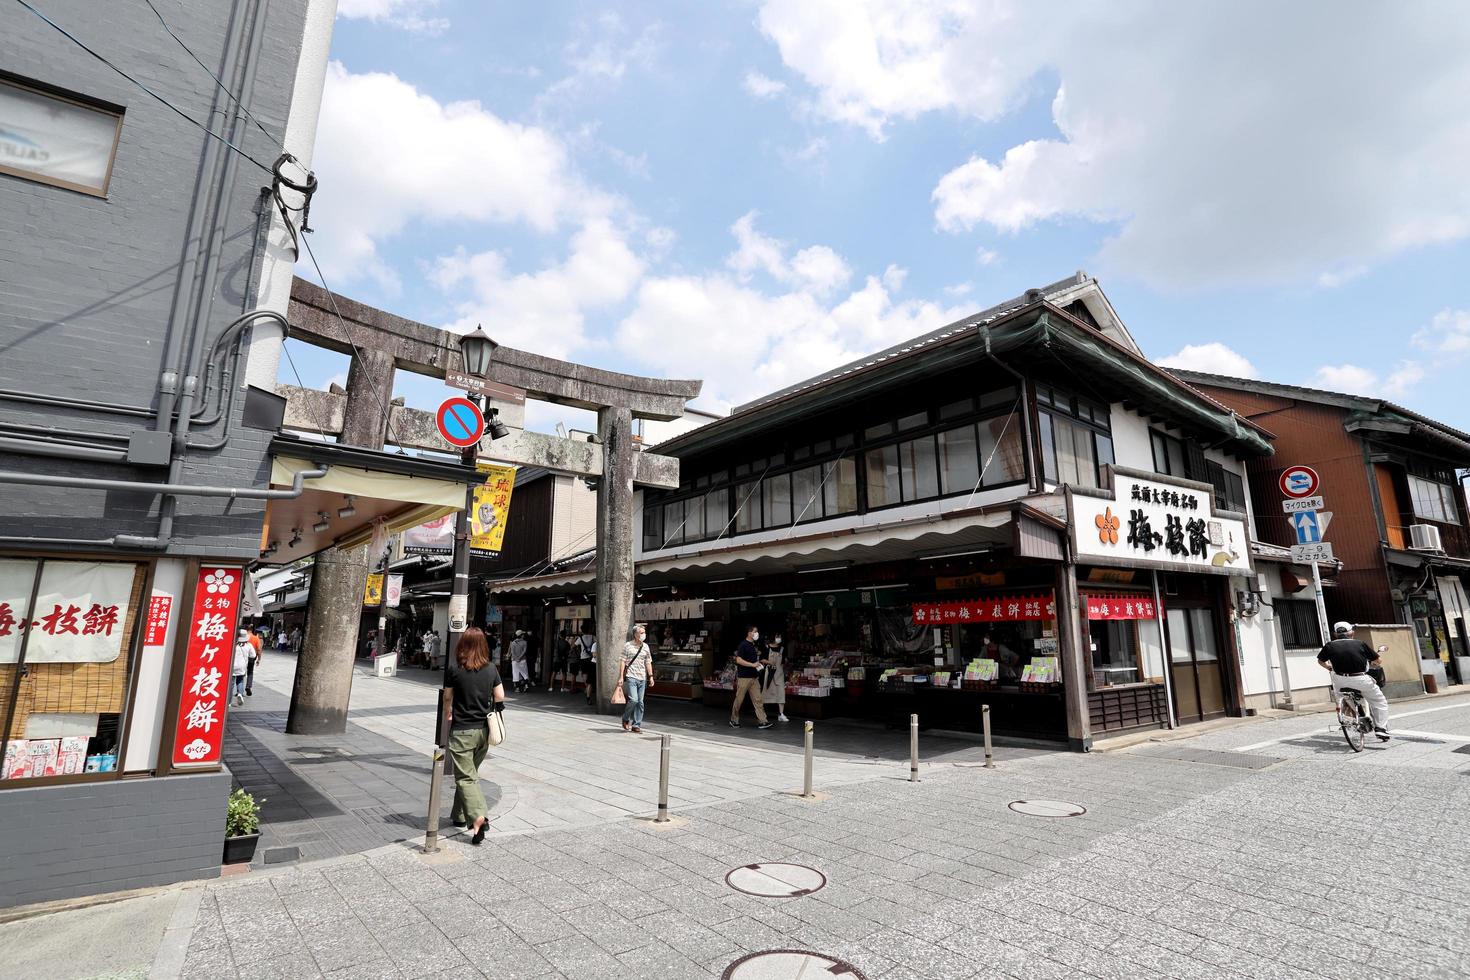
xmin=174 ymin=690 xmax=1470 ymax=979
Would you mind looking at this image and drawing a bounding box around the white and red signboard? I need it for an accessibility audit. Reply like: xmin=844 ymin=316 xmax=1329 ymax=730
xmin=171 ymin=566 xmax=242 ymax=768
xmin=1278 ymin=465 xmax=1320 ymax=499
xmin=912 ymin=594 xmax=1056 ymax=625
xmin=0 ymin=559 xmax=134 ymax=664
xmin=1084 ymin=593 xmax=1159 ymax=621
xmin=436 ymin=397 xmax=484 ymax=449
xmin=144 ymin=594 xmax=173 ymax=647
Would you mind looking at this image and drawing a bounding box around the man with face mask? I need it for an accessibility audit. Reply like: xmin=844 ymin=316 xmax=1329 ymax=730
xmin=730 ymin=625 xmax=773 ymax=729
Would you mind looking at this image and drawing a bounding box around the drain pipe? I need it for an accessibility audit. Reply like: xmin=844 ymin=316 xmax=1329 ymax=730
xmin=0 ymin=437 xmax=127 ymax=463
xmin=0 ymin=465 xmax=328 ymax=551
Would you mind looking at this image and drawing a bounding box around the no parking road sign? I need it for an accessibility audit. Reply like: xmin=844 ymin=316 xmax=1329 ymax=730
xmin=436 ymin=397 xmax=484 ymax=449
xmin=1279 ymin=465 xmax=1320 ymax=499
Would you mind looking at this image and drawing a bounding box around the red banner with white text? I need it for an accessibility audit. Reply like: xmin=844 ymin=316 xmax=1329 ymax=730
xmin=171 ymin=566 xmax=243 ymax=767
xmin=912 ymin=593 xmax=1056 ymax=626
xmin=1083 ymin=593 xmax=1160 ymax=620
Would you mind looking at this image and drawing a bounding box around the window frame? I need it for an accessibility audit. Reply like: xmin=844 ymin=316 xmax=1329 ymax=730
xmin=1039 ymin=388 xmax=1112 ymax=489
xmin=0 ymin=74 xmax=125 ymax=198
xmin=1276 ymin=599 xmax=1322 ymax=649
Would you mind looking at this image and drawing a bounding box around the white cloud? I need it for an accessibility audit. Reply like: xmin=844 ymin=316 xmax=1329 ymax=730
xmin=537 ymin=13 xmax=662 ymax=111
xmin=1312 ymin=364 xmax=1379 ymax=395
xmin=757 ymin=1 xmax=1470 ymax=288
xmin=309 ymin=63 xmax=609 ymax=291
xmin=975 ymin=247 xmax=998 ymax=266
xmin=1413 ymin=308 xmax=1470 ymax=355
xmin=431 ymin=219 xmax=644 ymax=359
xmin=943 ymin=282 xmax=973 ymax=297
xmin=619 ymin=222 xmax=965 ymax=411
xmin=744 ymin=71 xmax=788 ymax=99
xmin=336 ymin=0 xmax=446 ymax=34
xmin=1157 ymin=343 xmax=1257 ymax=379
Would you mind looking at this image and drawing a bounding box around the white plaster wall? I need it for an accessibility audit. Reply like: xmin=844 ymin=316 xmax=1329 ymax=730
xmin=1108 ymin=405 xmax=1154 ymax=471
xmin=1247 ymin=569 xmax=1332 ymax=703
xmin=550 ymin=474 xmax=598 ymax=561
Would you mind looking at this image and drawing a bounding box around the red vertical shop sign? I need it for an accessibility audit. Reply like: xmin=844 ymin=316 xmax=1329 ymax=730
xmin=171 ymin=566 xmax=243 ymax=767
xmin=144 ymin=594 xmax=173 ymax=647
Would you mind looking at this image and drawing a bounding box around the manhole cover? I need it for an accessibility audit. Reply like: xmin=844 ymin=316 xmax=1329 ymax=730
xmin=722 ymin=950 xmax=866 ymax=979
xmin=1008 ymin=799 xmax=1086 ymax=818
xmin=725 ymin=863 xmax=826 ymax=898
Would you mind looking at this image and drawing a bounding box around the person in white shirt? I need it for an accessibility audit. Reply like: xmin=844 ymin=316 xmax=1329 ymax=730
xmin=619 ymin=624 xmax=655 ymax=733
xmin=578 ymin=627 xmax=598 ymax=704
xmin=509 ymin=630 xmax=530 ymax=693
xmin=231 ymin=630 xmax=252 ymax=706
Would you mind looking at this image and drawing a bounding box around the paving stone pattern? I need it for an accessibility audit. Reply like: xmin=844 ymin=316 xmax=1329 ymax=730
xmin=180 ymin=721 xmax=1470 ymax=979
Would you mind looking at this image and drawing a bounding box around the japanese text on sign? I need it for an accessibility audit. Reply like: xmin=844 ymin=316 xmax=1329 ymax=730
xmin=1084 ymin=593 xmax=1159 ymax=621
xmin=171 ymin=567 xmax=242 ymax=767
xmin=912 ymin=594 xmax=1056 ymax=625
xmin=0 ymin=559 xmax=135 ymax=664
xmin=471 ymin=463 xmax=516 ymax=556
xmin=144 ymin=594 xmax=173 ymax=646
xmin=1072 ymin=472 xmax=1248 ymax=573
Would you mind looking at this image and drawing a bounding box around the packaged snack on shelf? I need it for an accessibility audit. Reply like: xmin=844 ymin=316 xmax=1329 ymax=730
xmin=3 ymin=740 xmax=30 ymax=780
xmin=27 ymin=739 xmax=61 ymax=779
xmin=58 ymin=736 xmax=89 ymax=775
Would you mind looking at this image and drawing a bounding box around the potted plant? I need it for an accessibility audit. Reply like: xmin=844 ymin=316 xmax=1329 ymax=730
xmin=222 ymin=788 xmax=263 ymax=865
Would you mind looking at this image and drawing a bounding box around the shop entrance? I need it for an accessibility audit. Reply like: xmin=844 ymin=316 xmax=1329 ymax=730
xmin=1165 ymin=606 xmax=1226 ymax=723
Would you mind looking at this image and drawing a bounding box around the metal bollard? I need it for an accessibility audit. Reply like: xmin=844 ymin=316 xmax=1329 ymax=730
xmin=423 ymin=688 xmax=454 ymax=852
xmin=909 ymin=713 xmax=920 ymax=782
xmin=655 ymin=733 xmax=671 ymax=823
xmin=802 ymin=721 xmax=814 ymax=798
xmin=982 ymin=704 xmax=995 ymax=769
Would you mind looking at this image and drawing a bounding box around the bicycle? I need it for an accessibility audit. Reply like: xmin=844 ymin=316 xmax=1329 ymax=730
xmin=1334 ymin=684 xmax=1375 ymax=753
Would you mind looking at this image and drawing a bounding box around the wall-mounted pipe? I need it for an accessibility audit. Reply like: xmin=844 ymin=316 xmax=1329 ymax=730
xmin=0 ymin=437 xmax=128 ymax=463
xmin=0 ymin=388 xmax=154 ymax=419
xmin=0 ymin=465 xmax=327 ymax=500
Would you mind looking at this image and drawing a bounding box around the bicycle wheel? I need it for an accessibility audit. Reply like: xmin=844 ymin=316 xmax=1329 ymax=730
xmin=1339 ymin=695 xmax=1365 ymax=753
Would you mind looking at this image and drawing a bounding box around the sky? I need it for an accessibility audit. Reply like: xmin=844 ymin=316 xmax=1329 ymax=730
xmin=284 ymin=0 xmax=1470 ymax=437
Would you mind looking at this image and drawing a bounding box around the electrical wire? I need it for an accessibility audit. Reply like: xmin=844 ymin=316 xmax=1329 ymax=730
xmin=11 ymin=0 xmax=273 ymax=174
xmin=298 ymin=233 xmax=405 ymax=454
xmin=141 ymin=0 xmax=282 ymax=149
xmin=963 ymin=400 xmax=1021 ymax=508
xmin=279 ymin=339 xmax=336 ymax=445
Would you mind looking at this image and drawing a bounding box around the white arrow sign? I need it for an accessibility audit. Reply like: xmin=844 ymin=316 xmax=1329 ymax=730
xmin=1290 ymin=511 xmax=1322 ymax=544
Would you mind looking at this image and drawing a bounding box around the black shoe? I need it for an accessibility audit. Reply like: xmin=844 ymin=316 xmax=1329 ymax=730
xmin=757 ymin=722 xmax=774 ymax=730
xmin=471 ymin=819 xmax=488 ymax=846
xmin=452 ymin=819 xmax=467 ymax=828
xmin=245 ymin=690 xmax=252 ymax=696
xmin=1375 ymin=728 xmax=1391 ymax=741
xmin=729 ymin=720 xmax=740 ymax=728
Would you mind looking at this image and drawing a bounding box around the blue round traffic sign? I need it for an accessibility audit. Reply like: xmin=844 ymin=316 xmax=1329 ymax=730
xmin=437 ymin=397 xmax=484 ymax=448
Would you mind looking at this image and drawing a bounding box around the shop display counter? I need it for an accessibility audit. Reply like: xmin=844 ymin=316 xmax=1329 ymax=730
xmin=877 ymin=682 xmax=1066 ymax=741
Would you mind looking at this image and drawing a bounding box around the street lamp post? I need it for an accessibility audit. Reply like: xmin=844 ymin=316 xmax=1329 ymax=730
xmin=426 ymin=326 xmax=496 ymax=853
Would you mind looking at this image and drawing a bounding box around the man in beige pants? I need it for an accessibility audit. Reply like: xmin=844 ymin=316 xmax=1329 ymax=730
xmin=730 ymin=625 xmax=774 ymax=729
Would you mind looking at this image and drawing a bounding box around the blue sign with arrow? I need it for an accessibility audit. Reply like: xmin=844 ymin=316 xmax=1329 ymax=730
xmin=1290 ymin=510 xmax=1332 ymax=545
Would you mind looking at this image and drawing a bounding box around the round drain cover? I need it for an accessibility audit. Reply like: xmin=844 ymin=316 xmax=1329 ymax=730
xmin=722 ymin=950 xmax=866 ymax=980
xmin=725 ymin=863 xmax=826 ymax=898
xmin=1008 ymin=799 xmax=1086 ymax=818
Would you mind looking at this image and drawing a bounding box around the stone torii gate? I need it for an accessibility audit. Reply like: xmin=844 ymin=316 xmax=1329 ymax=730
xmin=280 ymin=279 xmax=699 ymax=733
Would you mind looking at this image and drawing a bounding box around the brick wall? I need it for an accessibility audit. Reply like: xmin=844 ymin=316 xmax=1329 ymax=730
xmin=0 ymin=770 xmax=230 ymax=909
xmin=0 ymin=0 xmax=306 ymax=559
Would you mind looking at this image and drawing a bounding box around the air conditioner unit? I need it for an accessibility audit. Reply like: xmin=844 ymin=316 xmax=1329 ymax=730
xmin=1409 ymin=524 xmax=1443 ymax=552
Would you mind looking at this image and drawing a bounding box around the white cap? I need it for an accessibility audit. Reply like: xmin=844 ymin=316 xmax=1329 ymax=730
xmin=1333 ymin=621 xmax=1353 ymax=635
xmin=515 ymin=629 xmax=524 ymax=636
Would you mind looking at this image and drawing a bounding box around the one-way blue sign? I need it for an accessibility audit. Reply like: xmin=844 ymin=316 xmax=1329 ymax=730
xmin=1290 ymin=511 xmax=1325 ymax=544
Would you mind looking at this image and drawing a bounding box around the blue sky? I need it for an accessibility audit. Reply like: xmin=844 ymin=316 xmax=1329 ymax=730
xmin=286 ymin=1 xmax=1470 ymax=434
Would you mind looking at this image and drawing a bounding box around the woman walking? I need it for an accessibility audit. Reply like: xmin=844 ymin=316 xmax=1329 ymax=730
xmin=231 ymin=629 xmax=252 ymax=706
xmin=446 ymin=626 xmax=505 ymax=846
xmin=766 ymin=632 xmax=789 ymax=723
xmin=620 ymin=624 xmax=654 ymax=733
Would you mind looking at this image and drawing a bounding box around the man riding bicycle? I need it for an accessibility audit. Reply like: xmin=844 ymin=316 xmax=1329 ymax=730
xmin=1317 ymin=622 xmax=1390 ymax=741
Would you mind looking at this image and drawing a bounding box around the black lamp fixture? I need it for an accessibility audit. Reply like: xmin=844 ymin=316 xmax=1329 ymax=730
xmin=458 ymin=324 xmax=495 ymax=378
xmin=486 ymin=408 xmax=511 ymax=441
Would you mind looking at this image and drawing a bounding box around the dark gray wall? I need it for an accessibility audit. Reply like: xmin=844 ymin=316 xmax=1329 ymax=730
xmin=0 ymin=770 xmax=230 ymax=908
xmin=0 ymin=0 xmax=307 ymax=559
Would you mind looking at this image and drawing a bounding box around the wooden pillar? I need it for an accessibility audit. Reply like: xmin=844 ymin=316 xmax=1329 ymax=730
xmin=1054 ymin=560 xmax=1092 ymax=751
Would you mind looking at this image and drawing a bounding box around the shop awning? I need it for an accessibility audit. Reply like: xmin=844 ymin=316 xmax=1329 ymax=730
xmin=259 ymin=438 xmax=480 ymax=566
xmin=491 ymin=505 xmax=1023 ymax=598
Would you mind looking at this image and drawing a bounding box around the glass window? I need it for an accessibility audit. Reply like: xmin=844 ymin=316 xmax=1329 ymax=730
xmin=1408 ymin=474 xmax=1460 ymax=525
xmin=1152 ymin=430 xmax=1187 ymax=478
xmin=1095 ymin=434 xmax=1115 ymax=474
xmin=1053 ymin=416 xmax=1098 ymax=488
xmin=813 ymin=439 xmax=833 ymax=455
xmin=979 ymin=416 xmax=1026 ymax=486
xmin=865 ymin=444 xmax=901 ymax=507
xmin=1278 ymin=599 xmax=1322 ymax=648
xmin=704 ymin=488 xmax=728 ymax=539
xmin=979 ymin=385 xmax=1018 ymax=409
xmin=939 ymin=425 xmax=980 ymax=495
xmin=900 ymin=436 xmax=939 ymax=501
xmin=791 ymin=467 xmax=822 ymax=522
xmin=1167 ymin=608 xmax=1192 ymax=662
xmin=735 ymin=481 xmax=760 ymax=533
xmin=824 ymin=457 xmax=859 ymax=516
xmin=939 ymin=398 xmax=973 ymax=420
xmin=685 ymin=495 xmax=706 ymax=542
xmin=642 ymin=504 xmax=663 ymax=551
xmin=1038 ymin=413 xmax=1057 ymax=484
xmin=763 ymin=473 xmax=792 ymax=527
xmin=897 ymin=411 xmax=928 ymax=432
xmin=662 ymin=500 xmax=684 ymax=546
xmin=864 ymin=421 xmax=895 ymax=441
xmin=792 ymin=445 xmax=811 ymax=461
xmin=735 ymin=462 xmax=750 ymax=478
xmin=1189 ymin=609 xmax=1218 ymax=661
xmin=0 ymin=80 xmax=124 ymax=196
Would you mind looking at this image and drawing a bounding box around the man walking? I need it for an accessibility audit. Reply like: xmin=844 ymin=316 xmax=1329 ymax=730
xmin=729 ymin=625 xmax=773 ymax=729
xmin=509 ymin=629 xmax=529 ymax=693
xmin=1318 ymin=622 xmax=1391 ymax=741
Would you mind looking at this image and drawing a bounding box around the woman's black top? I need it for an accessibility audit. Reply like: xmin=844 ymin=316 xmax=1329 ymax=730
xmin=448 ymin=661 xmax=503 ymax=730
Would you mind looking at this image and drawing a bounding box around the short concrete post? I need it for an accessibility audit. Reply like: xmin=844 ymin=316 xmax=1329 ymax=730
xmin=983 ymin=704 xmax=995 ymax=769
xmin=655 ymin=733 xmax=671 ymax=823
xmin=802 ymin=721 xmax=814 ymax=798
xmin=909 ymin=713 xmax=920 ymax=782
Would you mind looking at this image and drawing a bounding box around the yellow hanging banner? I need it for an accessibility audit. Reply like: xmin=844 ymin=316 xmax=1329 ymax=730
xmin=363 ymin=572 xmax=384 ymax=606
xmin=471 ymin=463 xmax=516 ymax=556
